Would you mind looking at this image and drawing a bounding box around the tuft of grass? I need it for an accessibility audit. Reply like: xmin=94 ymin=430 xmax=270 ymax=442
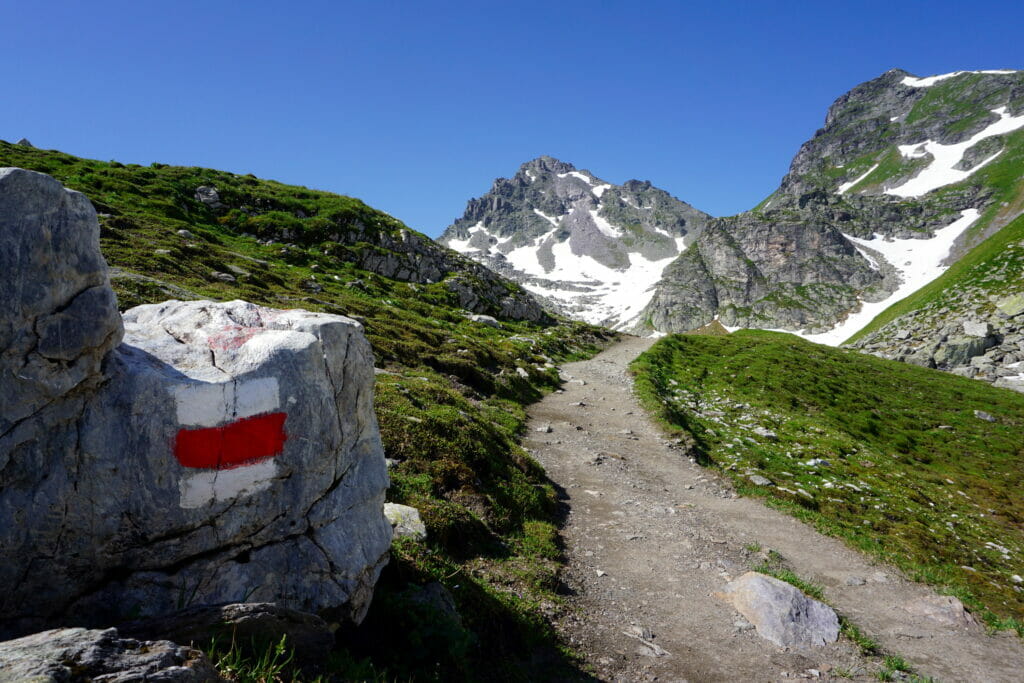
xmin=753 ymin=564 xmax=826 ymax=601
xmin=884 ymin=655 xmax=912 ymax=672
xmin=207 ymin=634 xmax=295 ymax=682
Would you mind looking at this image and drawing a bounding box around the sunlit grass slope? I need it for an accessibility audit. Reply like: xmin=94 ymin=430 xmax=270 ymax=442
xmin=632 ymin=330 xmax=1024 ymax=631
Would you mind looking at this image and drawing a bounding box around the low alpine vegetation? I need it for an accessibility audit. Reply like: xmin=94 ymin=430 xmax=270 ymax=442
xmin=632 ymin=330 xmax=1024 ymax=630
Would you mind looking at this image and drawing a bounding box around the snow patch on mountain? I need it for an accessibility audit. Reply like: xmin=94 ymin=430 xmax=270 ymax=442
xmin=446 ymin=222 xmax=486 ymax=252
xmin=589 ymin=209 xmax=622 ymax=238
xmin=799 ymin=209 xmax=980 ymax=345
xmin=884 ymin=107 xmax=1024 ymax=198
xmin=901 ymin=70 xmax=1017 ymax=88
xmin=534 ymin=209 xmax=562 ymax=227
xmin=558 ymin=171 xmax=594 ymax=185
xmin=837 ymin=163 xmax=880 ymax=194
xmin=514 ymin=243 xmax=685 ymax=328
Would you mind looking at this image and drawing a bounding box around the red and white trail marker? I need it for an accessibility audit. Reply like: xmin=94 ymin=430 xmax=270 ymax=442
xmin=172 ymin=376 xmax=287 ymax=508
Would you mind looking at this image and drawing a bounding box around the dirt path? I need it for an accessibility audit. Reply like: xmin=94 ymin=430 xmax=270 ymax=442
xmin=526 ymin=336 xmax=1024 ymax=682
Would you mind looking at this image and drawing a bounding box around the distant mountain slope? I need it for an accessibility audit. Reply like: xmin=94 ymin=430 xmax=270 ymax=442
xmin=439 ymin=156 xmax=710 ymax=329
xmin=641 ymin=68 xmax=1024 ymax=343
xmin=848 ymin=212 xmax=1024 ymax=390
xmin=632 ymin=330 xmax=1024 ymax=629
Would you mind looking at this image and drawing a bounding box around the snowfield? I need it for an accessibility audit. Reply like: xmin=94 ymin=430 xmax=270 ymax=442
xmin=885 ymin=107 xmax=1024 ymax=198
xmin=801 ymin=209 xmax=980 ymax=345
xmin=900 ymin=70 xmax=1017 ymax=88
xmin=837 ymin=163 xmax=880 ymax=194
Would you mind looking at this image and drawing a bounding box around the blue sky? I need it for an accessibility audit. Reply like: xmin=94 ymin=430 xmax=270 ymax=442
xmin=4 ymin=1 xmax=1021 ymax=237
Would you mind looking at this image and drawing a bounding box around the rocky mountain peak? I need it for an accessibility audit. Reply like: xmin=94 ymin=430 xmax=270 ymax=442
xmin=517 ymin=155 xmax=578 ymax=178
xmin=440 ymin=159 xmax=710 ymax=329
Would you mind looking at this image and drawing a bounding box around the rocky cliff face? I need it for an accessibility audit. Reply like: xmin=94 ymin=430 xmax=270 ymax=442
xmin=439 ymin=156 xmax=710 ymax=329
xmin=0 ymin=168 xmax=391 ymax=637
xmin=640 ymin=68 xmax=1024 ymax=337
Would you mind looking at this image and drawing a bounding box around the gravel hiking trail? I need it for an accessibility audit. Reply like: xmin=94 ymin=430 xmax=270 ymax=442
xmin=525 ymin=335 xmax=1024 ymax=683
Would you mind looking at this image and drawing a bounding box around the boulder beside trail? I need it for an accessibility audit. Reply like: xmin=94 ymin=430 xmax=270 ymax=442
xmin=0 ymin=627 xmax=220 ymax=682
xmin=0 ymin=167 xmax=391 ymax=638
xmin=716 ymin=572 xmax=840 ymax=648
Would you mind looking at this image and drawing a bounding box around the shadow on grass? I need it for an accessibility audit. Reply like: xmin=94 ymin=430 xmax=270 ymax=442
xmin=335 ymin=547 xmax=599 ymax=683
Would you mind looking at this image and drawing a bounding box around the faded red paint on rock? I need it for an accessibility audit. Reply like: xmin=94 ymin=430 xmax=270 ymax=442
xmin=174 ymin=412 xmax=288 ymax=469
xmin=207 ymin=325 xmax=261 ymax=351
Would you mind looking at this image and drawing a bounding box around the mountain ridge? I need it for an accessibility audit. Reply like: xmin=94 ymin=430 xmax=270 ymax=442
xmin=439 ymin=156 xmax=710 ymax=329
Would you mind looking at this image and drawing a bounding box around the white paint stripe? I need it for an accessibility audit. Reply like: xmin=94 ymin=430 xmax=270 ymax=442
xmin=173 ymin=377 xmax=281 ymax=427
xmin=174 ymin=382 xmax=233 ymax=428
xmin=234 ymin=377 xmax=280 ymax=420
xmin=179 ymin=459 xmax=278 ymax=508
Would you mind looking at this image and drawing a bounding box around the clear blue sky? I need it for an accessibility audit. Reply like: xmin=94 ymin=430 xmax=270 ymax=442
xmin=4 ymin=1 xmax=1021 ymax=237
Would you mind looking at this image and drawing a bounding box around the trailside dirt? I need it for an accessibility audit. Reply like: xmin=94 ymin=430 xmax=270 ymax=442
xmin=526 ymin=336 xmax=1024 ymax=682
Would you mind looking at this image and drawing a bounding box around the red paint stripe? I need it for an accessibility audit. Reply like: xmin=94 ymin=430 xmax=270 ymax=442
xmin=174 ymin=412 xmax=287 ymax=469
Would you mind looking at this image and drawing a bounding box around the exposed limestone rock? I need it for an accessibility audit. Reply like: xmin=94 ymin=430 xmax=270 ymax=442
xmin=963 ymin=320 xmax=992 ymax=337
xmin=0 ymin=169 xmax=391 ymax=638
xmin=384 ymin=503 xmax=427 ymax=541
xmin=349 ymin=227 xmax=550 ymax=323
xmin=0 ymin=627 xmax=219 ymax=682
xmin=996 ymin=293 xmax=1024 ymax=317
xmin=641 ymin=216 xmax=889 ymax=334
xmin=903 ymin=595 xmax=977 ymax=628
xmin=194 ymin=185 xmax=225 ymax=210
xmin=467 ymin=313 xmax=501 ymax=328
xmin=0 ymin=168 xmax=123 ymax=439
xmin=716 ymin=572 xmax=839 ymax=648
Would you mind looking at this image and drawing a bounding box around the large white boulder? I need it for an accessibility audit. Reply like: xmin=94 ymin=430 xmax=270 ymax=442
xmin=0 ymin=168 xmax=391 ymax=638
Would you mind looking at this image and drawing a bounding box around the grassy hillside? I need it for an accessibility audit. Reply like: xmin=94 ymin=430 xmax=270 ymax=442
xmin=632 ymin=331 xmax=1024 ymax=631
xmin=0 ymin=142 xmax=615 ymax=680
